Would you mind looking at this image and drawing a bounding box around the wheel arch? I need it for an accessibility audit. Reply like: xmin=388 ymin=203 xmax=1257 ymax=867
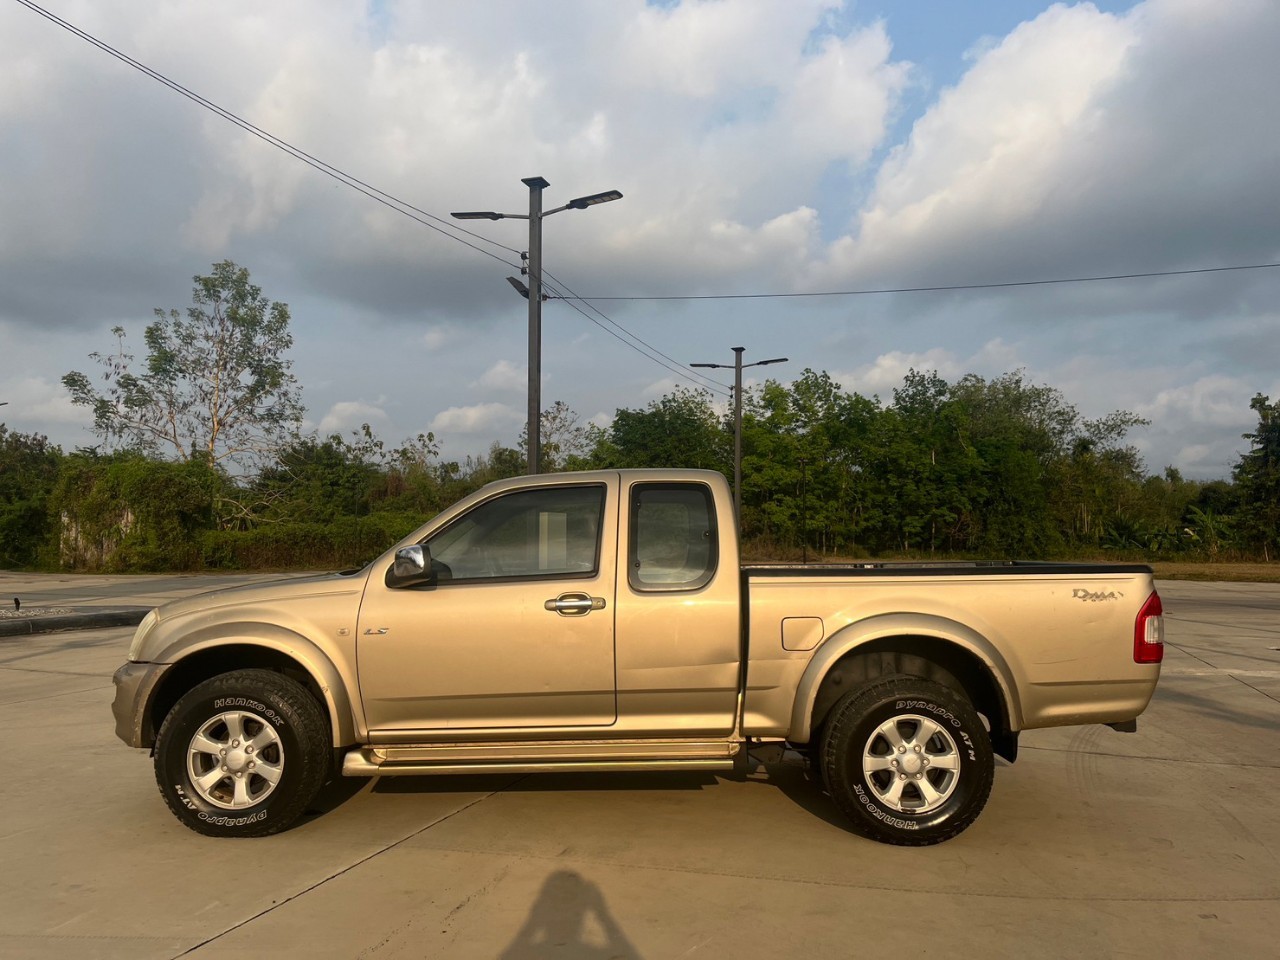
xmin=789 ymin=614 xmax=1022 ymax=761
xmin=144 ymin=629 xmax=357 ymax=749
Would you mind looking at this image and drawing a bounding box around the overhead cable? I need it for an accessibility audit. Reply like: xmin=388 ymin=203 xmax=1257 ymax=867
xmin=559 ymin=262 xmax=1280 ymax=302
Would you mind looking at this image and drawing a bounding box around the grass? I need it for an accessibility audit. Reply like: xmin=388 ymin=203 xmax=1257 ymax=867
xmin=1147 ymin=562 xmax=1280 ymax=583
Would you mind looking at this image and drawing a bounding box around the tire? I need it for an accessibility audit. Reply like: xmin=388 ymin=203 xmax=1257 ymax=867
xmin=820 ymin=676 xmax=994 ymax=846
xmin=154 ymin=669 xmax=330 ymax=837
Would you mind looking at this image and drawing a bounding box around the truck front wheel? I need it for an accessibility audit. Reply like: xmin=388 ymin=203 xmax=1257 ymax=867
xmin=153 ymin=669 xmax=329 ymax=837
xmin=820 ymin=676 xmax=994 ymax=845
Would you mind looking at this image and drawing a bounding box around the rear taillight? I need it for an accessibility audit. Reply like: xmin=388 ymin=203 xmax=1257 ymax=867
xmin=1134 ymin=591 xmax=1164 ymax=664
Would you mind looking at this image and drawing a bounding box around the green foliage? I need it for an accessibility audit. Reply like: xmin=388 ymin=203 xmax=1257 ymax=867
xmin=200 ymin=513 xmax=419 ymax=570
xmin=51 ymin=453 xmax=221 ymax=571
xmin=0 ymin=426 xmax=64 ymax=568
xmin=519 ymin=400 xmax=595 ymax=472
xmin=62 ymin=261 xmax=303 ymax=469
xmin=1234 ymin=393 xmax=1280 ymax=559
xmin=21 ymin=368 xmax=1277 ymax=570
xmin=251 ymin=433 xmax=384 ymax=524
xmin=585 ymin=387 xmax=730 ymax=471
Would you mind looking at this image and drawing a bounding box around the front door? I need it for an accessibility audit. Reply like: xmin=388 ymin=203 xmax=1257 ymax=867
xmin=357 ymin=482 xmax=617 ymax=734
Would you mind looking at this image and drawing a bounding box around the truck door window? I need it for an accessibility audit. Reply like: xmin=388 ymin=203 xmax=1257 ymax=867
xmin=425 ymin=485 xmax=604 ymax=583
xmin=628 ymin=483 xmax=717 ymax=592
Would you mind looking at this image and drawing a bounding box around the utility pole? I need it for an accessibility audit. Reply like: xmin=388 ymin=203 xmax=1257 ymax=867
xmin=453 ymin=178 xmax=622 ymax=475
xmin=691 ymin=347 xmax=787 ymax=527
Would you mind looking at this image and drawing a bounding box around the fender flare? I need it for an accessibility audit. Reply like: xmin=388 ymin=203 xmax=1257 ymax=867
xmin=787 ymin=612 xmax=1022 ymax=743
xmin=155 ymin=623 xmax=359 ymax=747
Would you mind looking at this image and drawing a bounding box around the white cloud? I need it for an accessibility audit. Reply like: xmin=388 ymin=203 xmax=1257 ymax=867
xmin=0 ymin=376 xmax=85 ymax=426
xmin=834 ymin=347 xmax=965 ymax=398
xmin=1136 ymin=376 xmax=1260 ymax=429
xmin=1 ymin=1 xmax=1276 ymax=480
xmin=473 ymin=360 xmax=524 ymax=392
xmin=317 ymin=400 xmax=389 ymax=434
xmin=819 ymin=2 xmax=1139 ymax=286
xmin=429 ymin=402 xmax=521 ymax=434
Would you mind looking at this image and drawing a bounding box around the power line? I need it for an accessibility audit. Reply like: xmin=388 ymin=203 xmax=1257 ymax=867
xmin=540 ymin=269 xmax=731 ymax=395
xmin=16 ymin=0 xmax=725 ymax=394
xmin=26 ymin=0 xmax=1273 ymax=397
xmin=559 ymin=262 xmax=1280 ymax=301
xmin=15 ymin=0 xmax=522 ymax=270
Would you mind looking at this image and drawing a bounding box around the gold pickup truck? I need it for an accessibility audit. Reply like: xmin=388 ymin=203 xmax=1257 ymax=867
xmin=112 ymin=469 xmax=1164 ymax=845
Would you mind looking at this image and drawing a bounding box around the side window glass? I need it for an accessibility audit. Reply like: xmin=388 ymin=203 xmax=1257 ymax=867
xmin=628 ymin=483 xmax=717 ymax=592
xmin=425 ymin=485 xmax=604 ymax=583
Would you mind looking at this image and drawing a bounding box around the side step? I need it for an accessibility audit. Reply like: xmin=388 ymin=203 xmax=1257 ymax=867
xmin=342 ymin=738 xmax=739 ymax=777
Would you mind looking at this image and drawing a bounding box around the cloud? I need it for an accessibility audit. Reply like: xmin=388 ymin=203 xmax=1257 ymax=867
xmin=0 ymin=375 xmax=85 ymax=426
xmin=641 ymin=378 xmax=681 ymax=400
xmin=816 ymin=0 xmax=1280 ymax=313
xmin=1 ymin=1 xmax=1276 ymax=481
xmin=473 ymin=360 xmax=524 ymax=392
xmin=1136 ymin=376 xmax=1263 ymax=430
xmin=419 ymin=323 xmax=477 ymax=352
xmin=832 ymin=347 xmax=965 ymax=398
xmin=429 ymin=402 xmax=521 ymax=434
xmin=316 ymin=399 xmax=390 ymax=435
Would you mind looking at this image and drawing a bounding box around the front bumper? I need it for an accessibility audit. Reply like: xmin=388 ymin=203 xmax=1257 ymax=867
xmin=111 ymin=661 xmax=169 ymax=748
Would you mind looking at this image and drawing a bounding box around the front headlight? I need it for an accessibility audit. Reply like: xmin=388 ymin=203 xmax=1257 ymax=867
xmin=127 ymin=608 xmax=159 ymax=662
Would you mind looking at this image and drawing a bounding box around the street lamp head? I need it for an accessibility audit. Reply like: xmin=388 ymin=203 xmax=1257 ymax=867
xmin=756 ymin=357 xmax=789 ymax=367
xmin=566 ymin=189 xmax=623 ymax=210
xmin=451 ymin=210 xmax=505 ymax=220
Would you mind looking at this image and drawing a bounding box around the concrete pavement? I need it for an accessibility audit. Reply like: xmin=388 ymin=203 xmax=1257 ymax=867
xmin=0 ymin=576 xmax=1276 ymax=958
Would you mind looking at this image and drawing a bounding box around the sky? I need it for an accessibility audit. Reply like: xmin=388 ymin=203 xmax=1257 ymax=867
xmin=1 ymin=0 xmax=1277 ymax=480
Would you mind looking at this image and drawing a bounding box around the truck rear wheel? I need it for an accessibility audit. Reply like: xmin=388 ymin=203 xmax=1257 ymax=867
xmin=153 ymin=669 xmax=329 ymax=837
xmin=821 ymin=676 xmax=993 ymax=845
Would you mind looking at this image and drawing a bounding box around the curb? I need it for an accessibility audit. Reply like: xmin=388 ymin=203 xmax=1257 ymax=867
xmin=0 ymin=607 xmax=152 ymax=638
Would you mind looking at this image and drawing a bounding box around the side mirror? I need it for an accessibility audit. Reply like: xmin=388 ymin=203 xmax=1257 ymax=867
xmin=385 ymin=544 xmax=436 ymax=589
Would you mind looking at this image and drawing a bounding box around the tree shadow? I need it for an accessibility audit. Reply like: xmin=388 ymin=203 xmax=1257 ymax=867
xmin=499 ymin=869 xmax=642 ymax=960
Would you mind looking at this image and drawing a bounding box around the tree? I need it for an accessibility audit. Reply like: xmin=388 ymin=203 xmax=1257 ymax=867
xmin=739 ymin=371 xmax=870 ymax=552
xmin=51 ymin=451 xmax=219 ymax=571
xmin=62 ymin=261 xmax=303 ymax=470
xmin=1234 ymin=393 xmax=1280 ymax=560
xmin=585 ymin=388 xmax=729 ymax=472
xmin=519 ymin=401 xmax=594 ymax=472
xmin=0 ymin=425 xmax=63 ymax=568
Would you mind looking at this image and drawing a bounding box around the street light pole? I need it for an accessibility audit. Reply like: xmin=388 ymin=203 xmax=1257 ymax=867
xmin=798 ymin=456 xmax=809 ymax=563
xmin=691 ymin=347 xmax=787 ymax=527
xmin=453 ymin=178 xmax=622 ymax=475
xmin=523 ymin=177 xmax=547 ymax=475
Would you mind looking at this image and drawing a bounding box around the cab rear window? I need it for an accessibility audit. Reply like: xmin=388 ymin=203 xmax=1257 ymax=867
xmin=628 ymin=483 xmax=717 ymax=592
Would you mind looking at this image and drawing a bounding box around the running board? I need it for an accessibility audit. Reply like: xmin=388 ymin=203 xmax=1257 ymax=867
xmin=342 ymin=739 xmax=739 ymax=777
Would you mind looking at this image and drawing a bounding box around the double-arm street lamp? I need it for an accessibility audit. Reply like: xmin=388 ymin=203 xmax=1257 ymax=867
xmin=691 ymin=347 xmax=788 ymax=526
xmin=453 ymin=177 xmax=622 ymax=475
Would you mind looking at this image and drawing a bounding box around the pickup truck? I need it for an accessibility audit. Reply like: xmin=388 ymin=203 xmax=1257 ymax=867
xmin=112 ymin=468 xmax=1164 ymax=845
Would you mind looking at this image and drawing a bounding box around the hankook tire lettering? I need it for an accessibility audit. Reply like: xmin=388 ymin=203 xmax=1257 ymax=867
xmin=852 ymin=784 xmax=920 ymax=830
xmin=212 ymin=696 xmax=285 ymax=727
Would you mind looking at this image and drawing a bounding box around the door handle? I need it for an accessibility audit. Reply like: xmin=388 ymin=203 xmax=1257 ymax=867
xmin=544 ymin=593 xmax=607 ymax=616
